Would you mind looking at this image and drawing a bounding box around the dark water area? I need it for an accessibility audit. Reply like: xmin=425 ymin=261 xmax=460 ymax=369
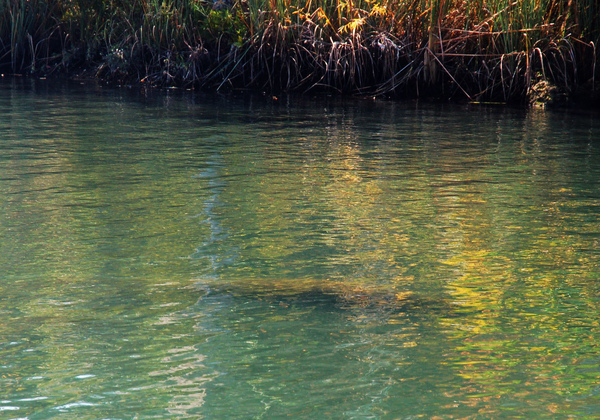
xmin=1 ymin=77 xmax=600 ymax=418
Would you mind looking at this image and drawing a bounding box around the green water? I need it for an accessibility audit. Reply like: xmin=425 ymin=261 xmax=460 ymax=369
xmin=1 ymin=78 xmax=600 ymax=419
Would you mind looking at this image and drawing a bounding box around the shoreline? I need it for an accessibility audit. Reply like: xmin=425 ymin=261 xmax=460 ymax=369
xmin=2 ymin=0 xmax=598 ymax=108
xmin=3 ymin=66 xmax=598 ymax=111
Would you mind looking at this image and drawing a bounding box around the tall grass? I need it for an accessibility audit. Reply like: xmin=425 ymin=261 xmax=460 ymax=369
xmin=1 ymin=0 xmax=598 ymax=103
xmin=0 ymin=0 xmax=61 ymax=72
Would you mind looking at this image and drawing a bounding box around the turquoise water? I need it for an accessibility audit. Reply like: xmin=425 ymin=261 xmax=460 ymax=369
xmin=1 ymin=78 xmax=600 ymax=418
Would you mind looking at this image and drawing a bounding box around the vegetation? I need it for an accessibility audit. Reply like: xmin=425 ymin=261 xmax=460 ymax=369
xmin=1 ymin=0 xmax=598 ymax=103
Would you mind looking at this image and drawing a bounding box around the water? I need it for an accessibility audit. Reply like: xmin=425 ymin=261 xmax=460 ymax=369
xmin=1 ymin=78 xmax=600 ymax=419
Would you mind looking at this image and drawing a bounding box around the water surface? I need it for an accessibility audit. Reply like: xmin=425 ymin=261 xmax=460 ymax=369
xmin=1 ymin=78 xmax=600 ymax=418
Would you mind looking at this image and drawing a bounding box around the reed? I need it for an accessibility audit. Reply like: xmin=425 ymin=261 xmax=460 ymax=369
xmin=0 ymin=0 xmax=60 ymax=72
xmin=1 ymin=0 xmax=598 ymax=104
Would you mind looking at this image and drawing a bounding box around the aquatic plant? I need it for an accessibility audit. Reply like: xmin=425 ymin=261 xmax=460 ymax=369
xmin=1 ymin=0 xmax=598 ymax=103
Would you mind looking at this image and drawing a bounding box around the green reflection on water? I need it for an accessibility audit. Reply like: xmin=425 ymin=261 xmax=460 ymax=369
xmin=1 ymin=78 xmax=600 ymax=418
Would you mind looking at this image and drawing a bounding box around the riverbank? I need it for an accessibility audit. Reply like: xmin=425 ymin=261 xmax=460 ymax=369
xmin=1 ymin=0 xmax=598 ymax=106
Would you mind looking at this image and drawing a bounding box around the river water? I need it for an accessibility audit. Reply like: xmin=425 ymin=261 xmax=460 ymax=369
xmin=1 ymin=78 xmax=600 ymax=418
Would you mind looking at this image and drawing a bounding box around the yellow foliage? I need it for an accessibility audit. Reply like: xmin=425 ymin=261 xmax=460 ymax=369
xmin=313 ymin=7 xmax=334 ymax=29
xmin=370 ymin=4 xmax=388 ymax=18
xmin=339 ymin=18 xmax=366 ymax=34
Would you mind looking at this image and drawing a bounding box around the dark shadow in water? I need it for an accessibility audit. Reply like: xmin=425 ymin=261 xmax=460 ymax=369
xmin=202 ymin=283 xmax=464 ymax=320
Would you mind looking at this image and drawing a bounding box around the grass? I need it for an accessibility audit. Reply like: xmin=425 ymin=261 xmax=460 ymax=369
xmin=1 ymin=0 xmax=598 ymax=104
